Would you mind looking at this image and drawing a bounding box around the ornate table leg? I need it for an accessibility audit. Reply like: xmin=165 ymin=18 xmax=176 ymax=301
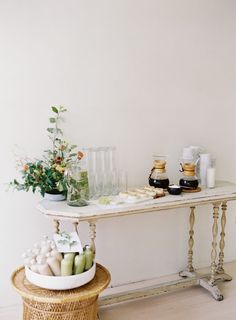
xmin=89 ymin=220 xmax=97 ymax=254
xmin=216 ymin=201 xmax=232 ymax=281
xmin=179 ymin=206 xmax=196 ymax=278
xmin=199 ymin=202 xmax=223 ymax=301
xmin=209 ymin=203 xmax=220 ymax=286
xmin=53 ymin=219 xmax=60 ymax=234
xmin=73 ymin=221 xmax=79 ymax=235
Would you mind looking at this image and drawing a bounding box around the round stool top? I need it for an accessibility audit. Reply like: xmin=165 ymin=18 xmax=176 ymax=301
xmin=11 ymin=263 xmax=110 ymax=303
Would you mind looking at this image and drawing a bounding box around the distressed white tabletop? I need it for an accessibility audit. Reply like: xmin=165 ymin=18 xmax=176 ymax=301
xmin=37 ymin=181 xmax=236 ymax=222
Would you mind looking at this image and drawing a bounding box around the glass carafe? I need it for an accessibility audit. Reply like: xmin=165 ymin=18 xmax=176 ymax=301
xmin=179 ymin=162 xmax=199 ymax=190
xmin=66 ymin=160 xmax=89 ymax=207
xmin=149 ymin=156 xmax=169 ymax=189
xmin=86 ymin=146 xmax=118 ymax=198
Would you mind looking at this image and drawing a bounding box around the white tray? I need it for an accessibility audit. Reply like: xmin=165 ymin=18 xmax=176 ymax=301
xmin=90 ymin=196 xmax=154 ymax=208
xmin=25 ymin=263 xmax=96 ymax=290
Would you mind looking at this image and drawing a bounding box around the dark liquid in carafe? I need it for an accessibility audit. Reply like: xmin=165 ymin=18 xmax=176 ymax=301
xmin=149 ymin=178 xmax=169 ymax=189
xmin=179 ymin=179 xmax=199 ymax=190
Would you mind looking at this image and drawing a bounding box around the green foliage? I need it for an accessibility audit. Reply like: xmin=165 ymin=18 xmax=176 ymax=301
xmin=10 ymin=106 xmax=78 ymax=197
xmin=66 ymin=171 xmax=89 ymax=206
xmin=52 ymin=106 xmax=59 ymax=114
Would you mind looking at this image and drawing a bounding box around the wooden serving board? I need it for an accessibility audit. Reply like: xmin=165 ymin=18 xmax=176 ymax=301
xmin=182 ymin=187 xmax=201 ymax=193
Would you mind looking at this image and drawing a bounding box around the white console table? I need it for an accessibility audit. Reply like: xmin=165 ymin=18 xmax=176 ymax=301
xmin=37 ymin=181 xmax=236 ymax=303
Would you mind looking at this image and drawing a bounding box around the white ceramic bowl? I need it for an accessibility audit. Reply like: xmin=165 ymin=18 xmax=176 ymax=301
xmin=25 ymin=263 xmax=96 ymax=290
xmin=44 ymin=193 xmax=66 ymax=201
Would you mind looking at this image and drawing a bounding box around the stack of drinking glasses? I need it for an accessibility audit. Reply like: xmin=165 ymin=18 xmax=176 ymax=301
xmin=82 ymin=147 xmax=127 ymax=199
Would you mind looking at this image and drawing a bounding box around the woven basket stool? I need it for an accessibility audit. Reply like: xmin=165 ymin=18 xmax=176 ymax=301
xmin=11 ymin=263 xmax=110 ymax=320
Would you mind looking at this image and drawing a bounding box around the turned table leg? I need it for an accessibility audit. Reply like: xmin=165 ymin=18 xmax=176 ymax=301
xmin=73 ymin=221 xmax=79 ymax=235
xmin=89 ymin=220 xmax=97 ymax=254
xmin=53 ymin=219 xmax=60 ymax=234
xmin=187 ymin=206 xmax=195 ymax=273
xmin=199 ymin=202 xmax=223 ymax=301
xmin=216 ymin=201 xmax=232 ymax=281
xmin=179 ymin=206 xmax=196 ymax=278
xmin=209 ymin=203 xmax=220 ymax=286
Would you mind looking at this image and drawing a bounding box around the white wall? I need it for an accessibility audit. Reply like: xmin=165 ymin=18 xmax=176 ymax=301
xmin=0 ymin=0 xmax=236 ymax=307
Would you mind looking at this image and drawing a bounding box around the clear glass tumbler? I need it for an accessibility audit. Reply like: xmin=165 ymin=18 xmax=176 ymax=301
xmin=111 ymin=170 xmax=119 ymax=195
xmin=118 ymin=170 xmax=128 ymax=193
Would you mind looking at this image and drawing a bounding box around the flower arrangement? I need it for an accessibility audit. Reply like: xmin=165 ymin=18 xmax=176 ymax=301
xmin=10 ymin=106 xmax=80 ymax=197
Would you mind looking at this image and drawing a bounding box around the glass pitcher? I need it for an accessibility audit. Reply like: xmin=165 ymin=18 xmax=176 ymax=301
xmin=149 ymin=156 xmax=170 ymax=189
xmin=179 ymin=161 xmax=199 ymax=190
xmin=65 ymin=160 xmax=89 ymax=207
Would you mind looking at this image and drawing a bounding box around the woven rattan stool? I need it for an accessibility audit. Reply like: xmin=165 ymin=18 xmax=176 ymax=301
xmin=11 ymin=263 xmax=110 ymax=320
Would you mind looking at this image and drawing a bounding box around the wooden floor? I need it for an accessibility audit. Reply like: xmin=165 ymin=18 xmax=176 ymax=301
xmin=2 ymin=262 xmax=236 ymax=320
xmin=99 ymin=261 xmax=236 ymax=320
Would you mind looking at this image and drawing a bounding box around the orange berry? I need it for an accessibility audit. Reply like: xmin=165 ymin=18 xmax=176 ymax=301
xmin=77 ymin=151 xmax=84 ymax=160
xmin=55 ymin=156 xmax=62 ymax=164
xmin=60 ymin=145 xmax=66 ymax=151
xmin=23 ymin=164 xmax=29 ymax=172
